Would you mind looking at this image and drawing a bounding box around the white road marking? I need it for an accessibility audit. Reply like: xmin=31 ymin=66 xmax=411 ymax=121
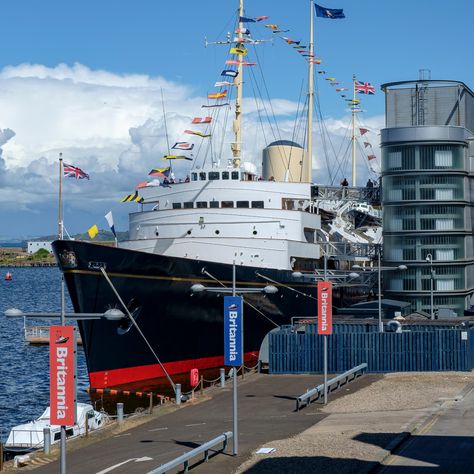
xmin=95 ymin=456 xmax=153 ymax=474
xmin=185 ymin=422 xmax=207 ymax=427
xmin=149 ymin=427 xmax=169 ymax=432
xmin=113 ymin=433 xmax=131 ymax=438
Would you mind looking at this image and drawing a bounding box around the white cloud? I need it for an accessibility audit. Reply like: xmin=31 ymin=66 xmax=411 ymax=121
xmin=0 ymin=62 xmax=382 ymax=239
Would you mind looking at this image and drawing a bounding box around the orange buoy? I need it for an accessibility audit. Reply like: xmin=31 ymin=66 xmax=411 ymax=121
xmin=5 ymin=272 xmax=12 ymax=281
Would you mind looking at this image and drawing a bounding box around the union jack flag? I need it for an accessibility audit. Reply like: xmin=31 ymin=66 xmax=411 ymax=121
xmin=355 ymin=81 xmax=376 ymax=95
xmin=63 ymin=163 xmax=89 ymax=180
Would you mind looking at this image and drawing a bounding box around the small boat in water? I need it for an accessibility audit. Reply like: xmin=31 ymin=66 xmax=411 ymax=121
xmin=4 ymin=403 xmax=106 ymax=453
xmin=5 ymin=271 xmax=12 ymax=281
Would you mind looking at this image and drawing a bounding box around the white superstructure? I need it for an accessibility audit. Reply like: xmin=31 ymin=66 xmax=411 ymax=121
xmin=121 ymin=167 xmax=321 ymax=270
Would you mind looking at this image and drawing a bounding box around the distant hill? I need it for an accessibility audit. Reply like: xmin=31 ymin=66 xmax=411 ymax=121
xmin=25 ymin=230 xmax=129 ymax=244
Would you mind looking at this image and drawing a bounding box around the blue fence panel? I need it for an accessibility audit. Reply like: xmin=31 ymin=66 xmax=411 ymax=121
xmin=269 ymin=327 xmax=473 ymax=374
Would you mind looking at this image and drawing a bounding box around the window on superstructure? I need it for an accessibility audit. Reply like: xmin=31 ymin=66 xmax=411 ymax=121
xmin=191 ymin=173 xmax=198 ymax=181
xmin=236 ymin=201 xmax=249 ymax=208
xmin=221 ymin=201 xmax=234 ymax=208
xmin=304 ymin=227 xmax=315 ymax=243
xmin=196 ymin=201 xmax=208 ymax=208
xmin=222 ymin=171 xmax=230 ymax=180
xmin=251 ymin=201 xmax=264 ymax=208
xmin=172 ymin=203 xmax=182 ymax=209
xmin=183 ymin=202 xmax=194 ymax=209
xmin=231 ymin=171 xmax=239 ymax=180
xmin=210 ymin=201 xmax=219 ymax=208
xmin=209 ymin=172 xmax=220 ymax=180
xmin=199 ymin=172 xmax=206 ymax=181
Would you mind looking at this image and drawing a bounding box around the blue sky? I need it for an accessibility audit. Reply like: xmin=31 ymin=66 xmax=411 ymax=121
xmin=1 ymin=0 xmax=474 ymax=239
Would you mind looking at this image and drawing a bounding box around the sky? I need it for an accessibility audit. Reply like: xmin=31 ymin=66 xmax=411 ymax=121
xmin=1 ymin=0 xmax=474 ymax=240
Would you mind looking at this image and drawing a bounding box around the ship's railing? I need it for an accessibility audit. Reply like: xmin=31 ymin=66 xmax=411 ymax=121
xmin=321 ymin=241 xmax=379 ymax=260
xmin=6 ymin=429 xmax=44 ymax=449
xmin=147 ymin=431 xmax=233 ymax=474
xmin=312 ymin=185 xmax=381 ymax=206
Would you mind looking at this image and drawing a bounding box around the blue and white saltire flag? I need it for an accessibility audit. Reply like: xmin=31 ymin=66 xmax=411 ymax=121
xmin=105 ymin=211 xmax=116 ymax=238
xmin=314 ymin=3 xmax=345 ymax=19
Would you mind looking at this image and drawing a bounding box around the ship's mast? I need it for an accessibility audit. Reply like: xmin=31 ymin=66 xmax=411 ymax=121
xmin=304 ymin=0 xmax=314 ymax=183
xmin=351 ymin=74 xmax=357 ymax=186
xmin=232 ymin=0 xmax=244 ymax=168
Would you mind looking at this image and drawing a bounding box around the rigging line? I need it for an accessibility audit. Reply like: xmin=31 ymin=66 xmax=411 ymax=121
xmin=291 ymin=80 xmax=307 ymax=182
xmin=255 ymin=272 xmax=317 ymax=301
xmin=161 ymin=88 xmax=172 ymax=174
xmin=99 ymin=267 xmax=176 ymax=394
xmin=201 ymin=268 xmax=280 ymax=328
xmin=249 ymin=45 xmax=283 ymax=143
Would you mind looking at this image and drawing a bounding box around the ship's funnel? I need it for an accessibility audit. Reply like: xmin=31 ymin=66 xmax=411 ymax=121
xmin=262 ymin=140 xmax=304 ymax=182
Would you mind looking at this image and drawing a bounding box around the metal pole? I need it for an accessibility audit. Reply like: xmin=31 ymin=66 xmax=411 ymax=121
xmin=232 ymin=261 xmax=238 ymax=455
xmin=430 ymin=260 xmax=434 ymax=320
xmin=60 ymin=426 xmax=66 ymax=474
xmin=220 ymin=368 xmax=225 ymax=387
xmin=323 ymin=244 xmax=328 ymax=404
xmin=378 ymin=248 xmax=383 ymax=333
xmin=233 ymin=368 xmax=238 ymax=455
xmin=323 ymin=335 xmax=328 ymax=404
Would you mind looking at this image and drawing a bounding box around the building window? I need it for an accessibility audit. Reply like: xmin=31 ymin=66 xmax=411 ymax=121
xmin=221 ymin=201 xmax=233 ymax=208
xmin=209 ymin=201 xmax=219 ymax=208
xmin=172 ymin=203 xmax=182 ymax=209
xmin=251 ymin=201 xmax=264 ymax=208
xmin=434 ymin=150 xmax=453 ymax=167
xmin=208 ymin=172 xmax=220 ymax=180
xmin=196 ymin=201 xmax=208 ymax=208
xmin=183 ymin=202 xmax=194 ymax=209
xmin=236 ymin=201 xmax=249 ymax=208
xmin=388 ymin=151 xmax=402 ymax=169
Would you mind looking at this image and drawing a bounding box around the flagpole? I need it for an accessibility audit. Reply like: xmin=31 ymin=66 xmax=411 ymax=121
xmin=58 ymin=153 xmax=64 ymax=240
xmin=351 ymin=74 xmax=357 ymax=187
xmin=305 ymin=0 xmax=314 ymax=183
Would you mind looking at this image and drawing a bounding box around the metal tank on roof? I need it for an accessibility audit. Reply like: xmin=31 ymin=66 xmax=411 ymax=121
xmin=262 ymin=140 xmax=305 ymax=182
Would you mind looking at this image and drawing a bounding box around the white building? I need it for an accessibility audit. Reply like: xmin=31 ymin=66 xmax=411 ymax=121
xmin=27 ymin=241 xmax=53 ymax=254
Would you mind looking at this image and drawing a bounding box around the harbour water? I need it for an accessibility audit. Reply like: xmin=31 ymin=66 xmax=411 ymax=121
xmin=0 ymin=267 xmax=89 ymax=442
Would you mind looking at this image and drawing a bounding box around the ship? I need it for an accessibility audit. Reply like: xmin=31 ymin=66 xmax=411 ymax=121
xmin=53 ymin=0 xmax=381 ymax=391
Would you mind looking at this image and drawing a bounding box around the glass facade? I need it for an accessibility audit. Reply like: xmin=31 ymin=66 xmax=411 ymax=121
xmin=382 ymin=137 xmax=473 ymax=316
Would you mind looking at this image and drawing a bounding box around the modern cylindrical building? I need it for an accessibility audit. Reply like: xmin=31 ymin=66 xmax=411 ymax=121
xmin=381 ymin=80 xmax=474 ymax=316
xmin=262 ymin=140 xmax=304 ymax=182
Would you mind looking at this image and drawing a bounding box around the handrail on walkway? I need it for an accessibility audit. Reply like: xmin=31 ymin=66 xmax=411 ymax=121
xmin=296 ymin=363 xmax=367 ymax=411
xmin=147 ymin=431 xmax=233 ymax=474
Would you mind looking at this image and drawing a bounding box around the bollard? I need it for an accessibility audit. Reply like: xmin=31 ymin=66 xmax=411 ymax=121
xmin=43 ymin=428 xmax=51 ymax=455
xmin=220 ymin=368 xmax=225 ymax=388
xmin=200 ymin=375 xmax=204 ymax=395
xmin=257 ymin=360 xmax=262 ymax=373
xmin=148 ymin=393 xmax=153 ymax=414
xmin=176 ymin=384 xmax=182 ymax=406
xmin=117 ymin=403 xmax=124 ymax=424
xmin=241 ymin=365 xmax=244 ymax=380
xmin=1 ymin=441 xmax=3 ymax=471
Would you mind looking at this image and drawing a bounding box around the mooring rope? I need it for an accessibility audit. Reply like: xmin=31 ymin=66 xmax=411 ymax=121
xmin=99 ymin=267 xmax=177 ymax=394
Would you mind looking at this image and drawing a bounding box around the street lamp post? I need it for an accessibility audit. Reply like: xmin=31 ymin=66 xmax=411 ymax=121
xmin=191 ymin=265 xmax=278 ymax=455
xmin=426 ymin=253 xmax=434 ymax=320
xmin=353 ymin=259 xmax=408 ymax=333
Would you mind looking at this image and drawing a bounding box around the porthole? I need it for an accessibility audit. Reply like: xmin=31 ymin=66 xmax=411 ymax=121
xmin=253 ymin=230 xmax=257 ymax=235
xmin=215 ymin=230 xmax=220 ymax=235
xmin=187 ymin=230 xmax=192 ymax=235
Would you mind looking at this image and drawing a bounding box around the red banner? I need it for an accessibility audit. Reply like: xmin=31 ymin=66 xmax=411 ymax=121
xmin=317 ymin=281 xmax=333 ymax=335
xmin=50 ymin=326 xmax=76 ymax=426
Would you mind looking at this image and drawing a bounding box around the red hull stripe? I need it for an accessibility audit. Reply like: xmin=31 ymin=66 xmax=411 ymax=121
xmin=89 ymin=352 xmax=258 ymax=388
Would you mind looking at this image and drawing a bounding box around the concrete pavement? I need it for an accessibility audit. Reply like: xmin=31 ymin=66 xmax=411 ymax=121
xmin=25 ymin=372 xmax=377 ymax=474
xmin=376 ymin=385 xmax=474 ymax=472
